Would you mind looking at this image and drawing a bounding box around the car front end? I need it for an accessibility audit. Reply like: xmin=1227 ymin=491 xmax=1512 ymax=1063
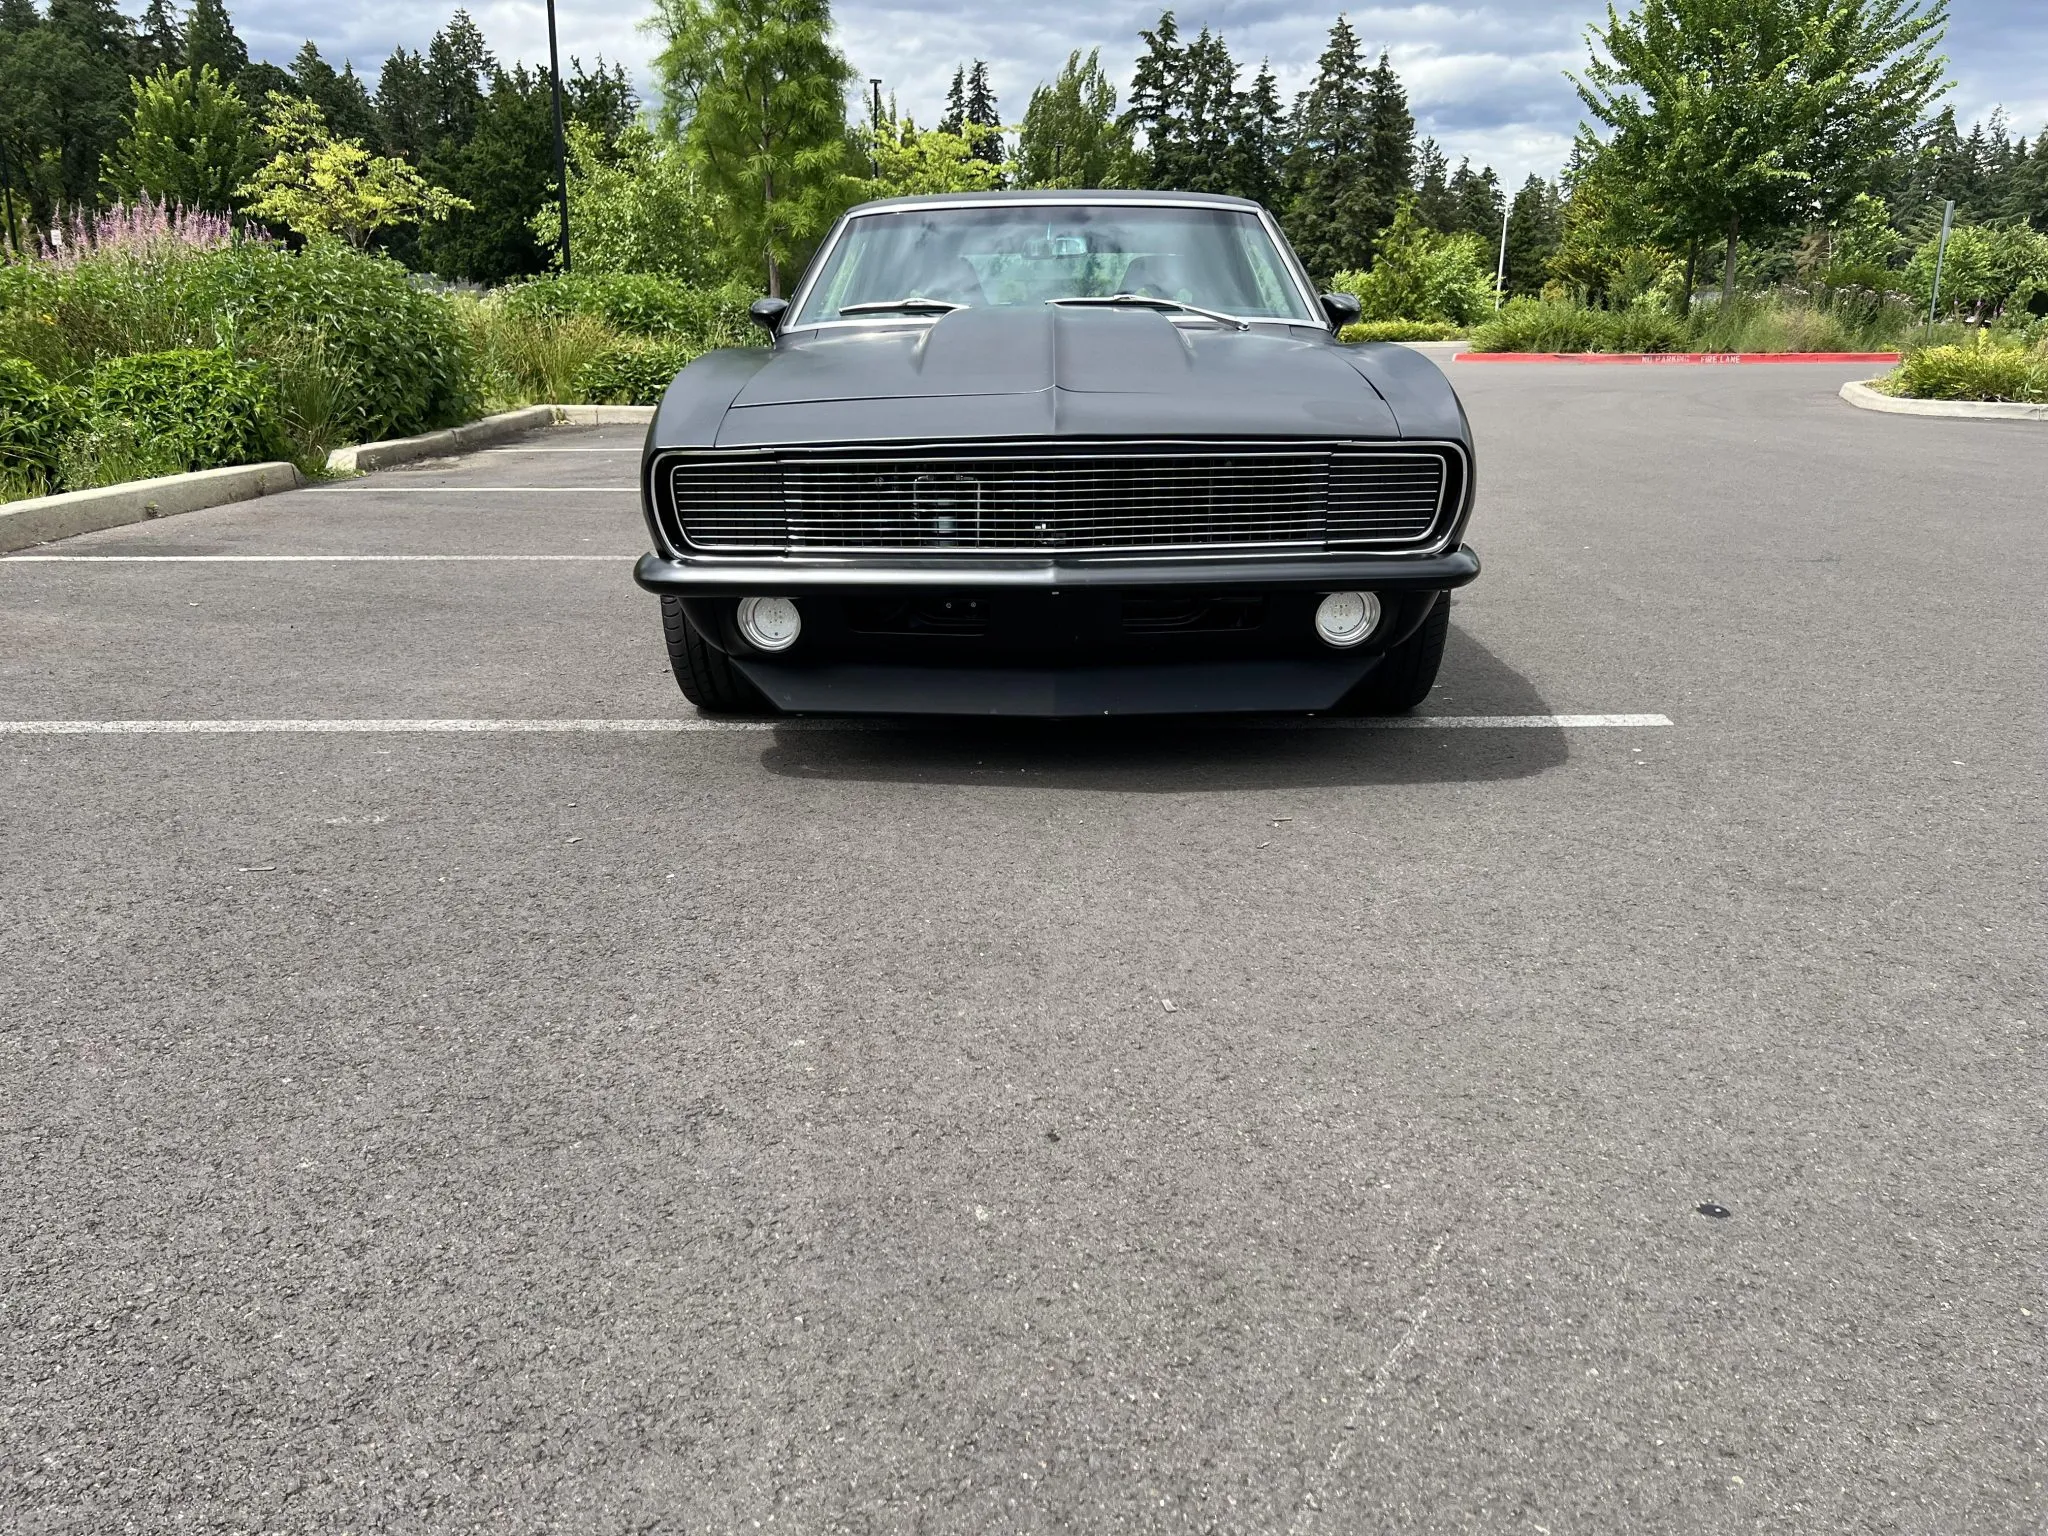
xmin=633 ymin=191 xmax=1480 ymax=717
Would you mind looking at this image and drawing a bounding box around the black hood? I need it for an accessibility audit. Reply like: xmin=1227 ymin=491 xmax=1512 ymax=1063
xmin=712 ymin=306 xmax=1402 ymax=446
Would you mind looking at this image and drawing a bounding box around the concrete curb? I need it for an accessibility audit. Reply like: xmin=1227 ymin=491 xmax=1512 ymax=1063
xmin=326 ymin=405 xmax=559 ymax=473
xmin=551 ymin=404 xmax=656 ymax=426
xmin=323 ymin=404 xmax=655 ymax=472
xmin=1839 ymin=378 xmax=2048 ymax=420
xmin=0 ymin=461 xmax=303 ymax=555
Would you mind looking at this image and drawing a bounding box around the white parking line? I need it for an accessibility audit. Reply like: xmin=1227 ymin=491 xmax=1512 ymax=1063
xmin=2 ymin=554 xmax=628 ymax=563
xmin=0 ymin=714 xmax=1672 ymax=735
xmin=315 ymin=486 xmax=639 ymax=493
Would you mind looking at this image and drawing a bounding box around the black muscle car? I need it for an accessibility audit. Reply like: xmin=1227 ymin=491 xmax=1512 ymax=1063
xmin=633 ymin=190 xmax=1479 ymax=716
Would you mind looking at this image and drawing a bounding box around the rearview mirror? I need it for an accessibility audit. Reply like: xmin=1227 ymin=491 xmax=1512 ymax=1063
xmin=1320 ymin=292 xmax=1362 ymax=329
xmin=750 ymin=297 xmax=790 ymax=332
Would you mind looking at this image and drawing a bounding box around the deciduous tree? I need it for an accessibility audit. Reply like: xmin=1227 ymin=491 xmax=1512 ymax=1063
xmin=239 ymin=92 xmax=468 ymax=248
xmin=650 ymin=0 xmax=856 ymax=296
xmin=862 ymin=116 xmax=1008 ymax=198
xmin=1016 ymin=48 xmax=1137 ymax=190
xmin=104 ymin=64 xmax=258 ymax=211
xmin=1573 ymin=0 xmax=1950 ymax=299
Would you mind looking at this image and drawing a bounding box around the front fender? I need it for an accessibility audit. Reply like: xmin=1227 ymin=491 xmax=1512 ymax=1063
xmin=1337 ymin=343 xmax=1470 ymax=441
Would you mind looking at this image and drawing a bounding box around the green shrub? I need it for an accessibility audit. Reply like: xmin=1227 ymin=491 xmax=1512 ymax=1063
xmin=83 ymin=348 xmax=282 ymax=472
xmin=0 ymin=357 xmax=80 ymax=497
xmin=1469 ymin=297 xmax=1610 ymax=353
xmin=1339 ymin=320 xmax=1464 ymax=343
xmin=455 ymin=300 xmax=619 ymax=407
xmin=247 ymin=328 xmax=363 ymax=472
xmin=56 ymin=418 xmax=195 ymax=490
xmin=1608 ymin=301 xmax=1687 ymax=353
xmin=4 ymin=240 xmax=477 ymax=443
xmin=1890 ymin=338 xmax=2048 ymax=402
xmin=1330 ymin=204 xmax=1496 ymax=327
xmin=187 ymin=242 xmax=478 ymax=439
xmin=574 ymin=337 xmax=700 ymax=405
xmin=498 ymin=272 xmax=759 ymax=350
xmin=1685 ymin=292 xmax=1917 ymax=353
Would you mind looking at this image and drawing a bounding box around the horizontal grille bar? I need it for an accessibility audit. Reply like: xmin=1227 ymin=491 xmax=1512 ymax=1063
xmin=661 ymin=445 xmax=1454 ymax=555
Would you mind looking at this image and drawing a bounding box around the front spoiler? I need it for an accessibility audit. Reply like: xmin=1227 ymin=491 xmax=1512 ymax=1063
xmin=732 ymin=656 xmax=1382 ymax=716
xmin=632 ymin=545 xmax=1481 ymax=595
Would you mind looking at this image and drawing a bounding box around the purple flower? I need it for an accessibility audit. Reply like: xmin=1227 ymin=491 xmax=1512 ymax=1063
xmin=33 ymin=195 xmax=243 ymax=267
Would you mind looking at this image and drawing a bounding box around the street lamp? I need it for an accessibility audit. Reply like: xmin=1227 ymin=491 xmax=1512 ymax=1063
xmin=545 ymin=0 xmax=572 ymax=272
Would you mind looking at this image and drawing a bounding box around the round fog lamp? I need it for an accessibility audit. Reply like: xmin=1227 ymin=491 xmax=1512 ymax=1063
xmin=1313 ymin=590 xmax=1380 ymax=649
xmin=736 ymin=596 xmax=801 ymax=652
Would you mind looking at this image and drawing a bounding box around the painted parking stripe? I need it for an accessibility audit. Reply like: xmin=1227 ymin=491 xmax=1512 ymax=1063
xmin=312 ymin=486 xmax=640 ymax=493
xmin=2 ymin=554 xmax=630 ymax=563
xmin=0 ymin=714 xmax=1673 ymax=735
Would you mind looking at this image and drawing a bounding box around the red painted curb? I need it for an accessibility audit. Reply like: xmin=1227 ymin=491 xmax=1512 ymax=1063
xmin=1453 ymin=351 xmax=1901 ymax=364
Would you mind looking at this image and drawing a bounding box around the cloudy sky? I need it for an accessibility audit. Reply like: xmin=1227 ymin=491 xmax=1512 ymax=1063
xmin=223 ymin=0 xmax=2047 ymax=187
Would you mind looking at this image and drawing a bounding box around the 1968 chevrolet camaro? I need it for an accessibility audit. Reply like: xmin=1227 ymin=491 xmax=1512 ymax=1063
xmin=632 ymin=189 xmax=1479 ymax=716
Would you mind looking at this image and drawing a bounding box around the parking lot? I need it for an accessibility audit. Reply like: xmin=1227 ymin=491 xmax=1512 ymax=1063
xmin=3 ymin=361 xmax=2041 ymax=1532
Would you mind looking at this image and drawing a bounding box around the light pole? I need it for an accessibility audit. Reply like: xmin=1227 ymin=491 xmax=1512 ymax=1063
xmin=545 ymin=0 xmax=572 ymax=272
xmin=1926 ymin=198 xmax=1954 ymax=328
xmin=1494 ymin=201 xmax=1510 ymax=310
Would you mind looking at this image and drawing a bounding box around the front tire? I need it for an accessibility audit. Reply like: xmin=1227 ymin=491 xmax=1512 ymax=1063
xmin=1340 ymin=593 xmax=1451 ymax=715
xmin=659 ymin=596 xmax=775 ymax=714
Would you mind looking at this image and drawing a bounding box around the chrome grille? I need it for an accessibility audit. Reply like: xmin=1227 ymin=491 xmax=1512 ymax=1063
xmin=1327 ymin=453 xmax=1449 ymax=546
xmin=661 ymin=444 xmax=1453 ymax=555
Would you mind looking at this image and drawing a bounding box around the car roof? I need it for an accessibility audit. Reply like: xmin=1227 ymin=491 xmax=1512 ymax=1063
xmin=843 ymin=189 xmax=1266 ymax=216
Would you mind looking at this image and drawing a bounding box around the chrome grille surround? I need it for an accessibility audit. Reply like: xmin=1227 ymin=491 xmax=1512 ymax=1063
xmin=652 ymin=441 xmax=1466 ymax=558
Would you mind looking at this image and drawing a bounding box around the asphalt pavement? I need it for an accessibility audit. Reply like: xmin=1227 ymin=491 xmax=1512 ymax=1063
xmin=1 ymin=363 xmax=2042 ymax=1534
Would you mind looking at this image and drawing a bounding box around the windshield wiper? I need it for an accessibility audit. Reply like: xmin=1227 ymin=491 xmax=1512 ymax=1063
xmin=1047 ymin=294 xmax=1251 ymax=331
xmin=835 ymin=297 xmax=965 ymax=316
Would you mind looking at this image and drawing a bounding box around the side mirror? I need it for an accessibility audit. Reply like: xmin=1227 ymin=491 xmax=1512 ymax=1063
xmin=1320 ymin=292 xmax=1362 ymax=329
xmin=750 ymin=297 xmax=790 ymax=333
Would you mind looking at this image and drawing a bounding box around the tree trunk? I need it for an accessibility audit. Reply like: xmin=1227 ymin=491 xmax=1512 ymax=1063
xmin=1681 ymin=239 xmax=1699 ymax=316
xmin=1721 ymin=212 xmax=1740 ymax=303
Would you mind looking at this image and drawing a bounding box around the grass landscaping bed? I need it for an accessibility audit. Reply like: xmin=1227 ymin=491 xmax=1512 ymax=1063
xmin=0 ymin=234 xmax=762 ymax=508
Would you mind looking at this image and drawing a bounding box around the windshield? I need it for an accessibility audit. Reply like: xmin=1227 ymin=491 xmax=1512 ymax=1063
xmin=793 ymin=204 xmax=1317 ymax=326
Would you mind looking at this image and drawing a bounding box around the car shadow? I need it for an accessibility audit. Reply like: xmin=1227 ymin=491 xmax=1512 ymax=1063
xmin=752 ymin=626 xmax=1568 ymax=792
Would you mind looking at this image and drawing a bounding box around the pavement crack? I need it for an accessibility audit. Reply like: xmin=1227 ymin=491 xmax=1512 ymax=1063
xmin=1289 ymin=1230 xmax=1451 ymax=1533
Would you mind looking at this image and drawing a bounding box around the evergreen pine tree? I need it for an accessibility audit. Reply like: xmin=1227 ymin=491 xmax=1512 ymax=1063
xmin=182 ymin=0 xmax=243 ymax=79
xmin=136 ymin=0 xmax=183 ymax=74
xmin=1124 ymin=10 xmax=1182 ymax=189
xmin=1503 ymin=174 xmax=1564 ymax=295
xmin=939 ymin=66 xmax=965 ymax=136
xmin=291 ymin=40 xmax=378 ymax=145
xmin=376 ymin=46 xmax=435 ymax=160
xmin=963 ymin=59 xmax=1001 ymax=165
xmin=1175 ymin=28 xmax=1236 ymax=194
xmin=1358 ymin=49 xmax=1414 ymax=254
xmin=425 ymin=9 xmax=494 ymax=147
xmin=1220 ymin=59 xmax=1284 ymax=207
xmin=567 ymin=57 xmax=636 ymax=153
xmin=420 ymin=62 xmax=555 ymax=281
xmin=1447 ymin=157 xmax=1504 ymax=238
xmin=1282 ymin=16 xmax=1375 ymax=279
xmin=1412 ymin=138 xmax=1454 ymax=228
xmin=42 ymin=0 xmax=132 ymax=207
